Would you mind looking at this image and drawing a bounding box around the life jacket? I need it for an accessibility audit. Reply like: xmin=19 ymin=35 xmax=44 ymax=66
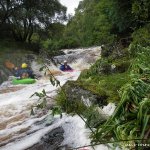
xmin=14 ymin=68 xmax=33 ymax=78
xmin=60 ymin=65 xmax=72 ymax=71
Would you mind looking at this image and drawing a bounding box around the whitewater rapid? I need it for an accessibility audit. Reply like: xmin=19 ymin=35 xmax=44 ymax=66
xmin=0 ymin=47 xmax=116 ymax=150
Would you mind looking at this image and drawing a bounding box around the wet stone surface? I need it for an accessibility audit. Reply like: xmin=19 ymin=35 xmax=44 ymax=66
xmin=27 ymin=127 xmax=65 ymax=150
xmin=63 ymin=81 xmax=108 ymax=107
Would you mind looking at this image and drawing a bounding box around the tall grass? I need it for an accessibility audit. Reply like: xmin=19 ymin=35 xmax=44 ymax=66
xmin=92 ymin=45 xmax=150 ymax=149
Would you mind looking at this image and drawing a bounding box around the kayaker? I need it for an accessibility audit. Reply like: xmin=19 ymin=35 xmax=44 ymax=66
xmin=13 ymin=67 xmax=20 ymax=77
xmin=60 ymin=60 xmax=72 ymax=71
xmin=13 ymin=63 xmax=34 ymax=79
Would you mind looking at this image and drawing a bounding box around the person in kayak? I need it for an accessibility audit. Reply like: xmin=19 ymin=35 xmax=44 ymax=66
xmin=60 ymin=60 xmax=73 ymax=71
xmin=12 ymin=67 xmax=20 ymax=77
xmin=13 ymin=63 xmax=34 ymax=79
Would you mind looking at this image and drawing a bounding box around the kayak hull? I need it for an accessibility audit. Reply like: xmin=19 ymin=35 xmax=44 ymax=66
xmin=12 ymin=78 xmax=36 ymax=85
xmin=63 ymin=69 xmax=74 ymax=72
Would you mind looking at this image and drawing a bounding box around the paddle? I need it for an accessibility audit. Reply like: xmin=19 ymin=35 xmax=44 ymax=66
xmin=4 ymin=60 xmax=15 ymax=70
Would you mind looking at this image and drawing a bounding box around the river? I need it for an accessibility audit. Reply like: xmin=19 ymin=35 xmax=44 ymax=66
xmin=0 ymin=47 xmax=116 ymax=150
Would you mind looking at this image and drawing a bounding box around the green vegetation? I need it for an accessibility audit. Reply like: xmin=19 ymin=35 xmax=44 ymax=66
xmin=91 ymin=46 xmax=150 ymax=149
xmin=56 ymin=89 xmax=87 ymax=114
xmin=55 ymin=84 xmax=107 ymax=128
xmin=0 ymin=40 xmax=37 ymax=53
xmin=1 ymin=0 xmax=150 ymax=53
xmin=54 ymin=0 xmax=150 ymax=149
xmin=1 ymin=0 xmax=150 ymax=149
xmin=32 ymin=0 xmax=150 ymax=52
xmin=56 ymin=0 xmax=150 ymax=48
xmin=78 ymin=72 xmax=130 ymax=103
xmin=0 ymin=0 xmax=66 ymax=43
xmin=62 ymin=0 xmax=116 ymax=47
xmin=55 ymin=43 xmax=150 ymax=149
xmin=0 ymin=0 xmax=67 ymax=55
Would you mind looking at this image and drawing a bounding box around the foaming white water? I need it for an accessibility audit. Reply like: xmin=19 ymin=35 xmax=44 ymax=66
xmin=0 ymin=46 xmax=115 ymax=150
xmin=103 ymin=103 xmax=116 ymax=116
xmin=0 ymin=71 xmax=81 ymax=149
xmin=1 ymin=114 xmax=112 ymax=150
xmin=54 ymin=46 xmax=101 ymax=70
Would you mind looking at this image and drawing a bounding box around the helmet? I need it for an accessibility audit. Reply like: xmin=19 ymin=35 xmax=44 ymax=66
xmin=64 ymin=60 xmax=67 ymax=63
xmin=21 ymin=63 xmax=28 ymax=68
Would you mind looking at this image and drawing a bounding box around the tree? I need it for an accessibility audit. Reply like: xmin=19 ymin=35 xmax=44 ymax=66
xmin=63 ymin=0 xmax=115 ymax=47
xmin=107 ymin=0 xmax=150 ymax=34
xmin=0 ymin=0 xmax=66 ymax=42
xmin=132 ymin=0 xmax=150 ymax=24
xmin=63 ymin=0 xmax=150 ymax=48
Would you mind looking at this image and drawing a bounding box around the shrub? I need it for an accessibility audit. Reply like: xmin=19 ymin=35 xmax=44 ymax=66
xmin=92 ymin=45 xmax=150 ymax=149
xmin=132 ymin=24 xmax=150 ymax=47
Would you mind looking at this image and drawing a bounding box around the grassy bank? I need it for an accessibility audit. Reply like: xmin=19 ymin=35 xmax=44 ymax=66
xmin=55 ymin=35 xmax=150 ymax=149
xmin=0 ymin=39 xmax=40 ymax=54
xmin=77 ymin=72 xmax=130 ymax=103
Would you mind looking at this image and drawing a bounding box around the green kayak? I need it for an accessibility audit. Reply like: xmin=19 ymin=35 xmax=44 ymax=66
xmin=12 ymin=78 xmax=36 ymax=85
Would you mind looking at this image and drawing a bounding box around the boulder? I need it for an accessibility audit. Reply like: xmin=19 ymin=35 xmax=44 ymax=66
xmin=63 ymin=81 xmax=108 ymax=107
xmin=27 ymin=127 xmax=65 ymax=150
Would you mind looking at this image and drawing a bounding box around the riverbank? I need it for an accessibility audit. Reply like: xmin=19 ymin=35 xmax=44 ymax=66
xmin=55 ymin=38 xmax=150 ymax=149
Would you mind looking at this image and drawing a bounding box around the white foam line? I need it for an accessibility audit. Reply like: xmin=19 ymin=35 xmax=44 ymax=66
xmin=0 ymin=115 xmax=47 ymax=136
xmin=0 ymin=82 xmax=56 ymax=106
xmin=61 ymin=115 xmax=111 ymax=150
xmin=0 ymin=115 xmax=70 ymax=150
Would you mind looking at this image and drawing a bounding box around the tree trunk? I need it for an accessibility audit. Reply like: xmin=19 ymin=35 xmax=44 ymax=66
xmin=28 ymin=26 xmax=33 ymax=43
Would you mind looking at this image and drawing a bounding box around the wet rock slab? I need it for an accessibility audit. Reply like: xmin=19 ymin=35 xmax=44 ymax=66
xmin=27 ymin=127 xmax=66 ymax=150
xmin=63 ymin=81 xmax=108 ymax=107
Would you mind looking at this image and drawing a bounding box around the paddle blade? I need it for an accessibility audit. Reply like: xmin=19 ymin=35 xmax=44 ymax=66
xmin=4 ymin=61 xmax=15 ymax=70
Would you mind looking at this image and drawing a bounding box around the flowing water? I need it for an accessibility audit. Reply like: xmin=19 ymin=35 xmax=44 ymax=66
xmin=0 ymin=47 xmax=116 ymax=150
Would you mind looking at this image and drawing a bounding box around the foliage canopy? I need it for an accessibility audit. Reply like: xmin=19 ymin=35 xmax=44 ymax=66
xmin=0 ymin=0 xmax=66 ymax=42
